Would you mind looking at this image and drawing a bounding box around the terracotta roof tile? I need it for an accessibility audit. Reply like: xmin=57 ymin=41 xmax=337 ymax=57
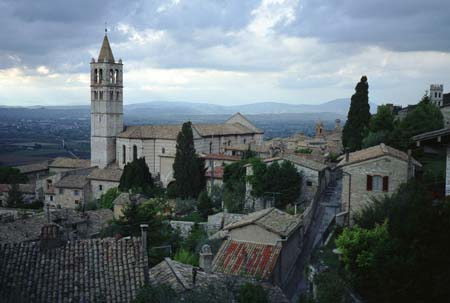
xmin=49 ymin=157 xmax=91 ymax=169
xmin=225 ymin=208 xmax=302 ymax=238
xmin=212 ymin=240 xmax=281 ymax=280
xmin=150 ymin=258 xmax=288 ymax=302
xmin=87 ymin=167 xmax=123 ymax=182
xmin=337 ymin=143 xmax=421 ymax=167
xmin=0 ymin=237 xmax=146 ymax=302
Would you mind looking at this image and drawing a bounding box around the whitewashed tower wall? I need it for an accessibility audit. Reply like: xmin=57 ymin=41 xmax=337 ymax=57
xmin=90 ymin=34 xmax=123 ymax=168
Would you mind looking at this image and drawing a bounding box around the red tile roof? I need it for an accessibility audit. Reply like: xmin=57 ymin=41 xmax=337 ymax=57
xmin=201 ymin=153 xmax=241 ymax=161
xmin=212 ymin=240 xmax=281 ymax=280
xmin=205 ymin=166 xmax=224 ymax=179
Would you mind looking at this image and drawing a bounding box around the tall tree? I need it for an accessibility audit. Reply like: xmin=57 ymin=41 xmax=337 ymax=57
xmin=362 ymin=104 xmax=396 ymax=148
xmin=6 ymin=183 xmax=24 ymax=207
xmin=173 ymin=122 xmax=206 ymax=199
xmin=119 ymin=157 xmax=154 ymax=195
xmin=342 ymin=76 xmax=371 ymax=151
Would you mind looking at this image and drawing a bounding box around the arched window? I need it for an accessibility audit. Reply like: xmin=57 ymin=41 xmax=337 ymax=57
xmin=99 ymin=91 xmax=103 ymax=100
xmin=99 ymin=69 xmax=103 ymax=82
xmin=133 ymin=145 xmax=138 ymax=161
xmin=109 ymin=69 xmax=114 ymax=83
xmin=94 ymin=69 xmax=98 ymax=83
xmin=162 ymin=147 xmax=165 ymax=154
xmin=116 ymin=91 xmax=120 ymax=100
xmin=115 ymin=69 xmax=119 ymax=83
xmin=122 ymin=145 xmax=126 ymax=164
xmin=243 ymin=139 xmax=246 ymax=144
xmin=94 ymin=91 xmax=98 ymax=100
xmin=110 ymin=91 xmax=114 ymax=101
xmin=209 ymin=142 xmax=212 ymax=153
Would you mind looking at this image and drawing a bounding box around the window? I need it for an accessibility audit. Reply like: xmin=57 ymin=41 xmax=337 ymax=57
xmin=99 ymin=91 xmax=103 ymax=100
xmin=94 ymin=91 xmax=98 ymax=100
xmin=75 ymin=200 xmax=79 ymax=204
xmin=435 ymin=92 xmax=438 ymax=98
xmin=110 ymin=91 xmax=113 ymax=101
xmin=115 ymin=69 xmax=120 ymax=83
xmin=74 ymin=190 xmax=80 ymax=196
xmin=50 ymin=195 xmax=54 ymax=201
xmin=243 ymin=139 xmax=246 ymax=144
xmin=306 ymin=181 xmax=313 ymax=186
xmin=133 ymin=145 xmax=138 ymax=160
xmin=99 ymin=69 xmax=103 ymax=82
xmin=116 ymin=91 xmax=120 ymax=100
xmin=109 ymin=69 xmax=114 ymax=83
xmin=59 ymin=188 xmax=64 ymax=194
xmin=99 ymin=185 xmax=103 ymax=191
xmin=162 ymin=147 xmax=165 ymax=154
xmin=122 ymin=145 xmax=126 ymax=164
xmin=367 ymin=175 xmax=389 ymax=192
xmin=94 ymin=69 xmax=98 ymax=83
xmin=46 ymin=179 xmax=52 ymax=190
xmin=209 ymin=142 xmax=212 ymax=153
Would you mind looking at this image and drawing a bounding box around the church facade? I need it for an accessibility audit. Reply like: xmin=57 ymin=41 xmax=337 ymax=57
xmin=90 ymin=34 xmax=264 ymax=187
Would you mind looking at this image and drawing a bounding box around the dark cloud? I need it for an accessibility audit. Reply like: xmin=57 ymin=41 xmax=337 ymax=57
xmin=0 ymin=0 xmax=449 ymax=72
xmin=289 ymin=0 xmax=450 ymax=52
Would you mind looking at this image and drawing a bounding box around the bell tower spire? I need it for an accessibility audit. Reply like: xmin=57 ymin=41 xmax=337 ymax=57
xmin=90 ymin=31 xmax=124 ymax=168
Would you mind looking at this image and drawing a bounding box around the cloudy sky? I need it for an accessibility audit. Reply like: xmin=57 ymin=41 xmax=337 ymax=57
xmin=1 ymin=0 xmax=450 ymax=106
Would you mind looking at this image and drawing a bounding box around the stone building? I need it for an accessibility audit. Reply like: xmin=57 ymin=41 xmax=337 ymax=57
xmin=87 ymin=167 xmax=122 ymax=201
xmin=337 ymin=143 xmax=421 ymax=223
xmin=0 ymin=183 xmax=35 ymax=206
xmin=213 ymin=208 xmax=303 ymax=287
xmin=245 ymin=154 xmax=331 ymax=211
xmin=53 ymin=168 xmax=94 ymax=209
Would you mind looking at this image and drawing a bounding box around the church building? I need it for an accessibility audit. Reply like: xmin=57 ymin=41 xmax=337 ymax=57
xmin=90 ymin=33 xmax=264 ymax=187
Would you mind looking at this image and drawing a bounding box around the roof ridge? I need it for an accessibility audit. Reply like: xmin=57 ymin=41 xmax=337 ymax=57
xmin=164 ymin=258 xmax=192 ymax=290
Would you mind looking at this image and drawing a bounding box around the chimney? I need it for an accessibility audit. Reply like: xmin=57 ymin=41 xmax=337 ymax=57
xmin=140 ymin=224 xmax=150 ymax=285
xmin=199 ymin=244 xmax=213 ymax=273
xmin=345 ymin=148 xmax=350 ymax=162
xmin=40 ymin=224 xmax=64 ymax=250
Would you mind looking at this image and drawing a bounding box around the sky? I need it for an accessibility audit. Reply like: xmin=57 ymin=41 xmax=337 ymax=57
xmin=1 ymin=0 xmax=450 ymax=107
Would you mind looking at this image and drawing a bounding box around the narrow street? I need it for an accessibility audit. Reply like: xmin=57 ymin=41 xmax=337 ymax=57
xmin=288 ymin=177 xmax=342 ymax=302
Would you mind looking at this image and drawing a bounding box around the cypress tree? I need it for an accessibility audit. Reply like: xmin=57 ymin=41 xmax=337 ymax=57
xmin=119 ymin=157 xmax=154 ymax=195
xmin=342 ymin=76 xmax=371 ymax=151
xmin=173 ymin=121 xmax=206 ymax=199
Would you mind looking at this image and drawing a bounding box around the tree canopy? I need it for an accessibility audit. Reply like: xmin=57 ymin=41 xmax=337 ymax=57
xmin=342 ymin=76 xmax=371 ymax=151
xmin=336 ymin=181 xmax=450 ymax=302
xmin=173 ymin=121 xmax=206 ymax=199
xmin=0 ymin=167 xmax=28 ymax=184
xmin=119 ymin=157 xmax=154 ymax=195
xmin=248 ymin=159 xmax=302 ymax=208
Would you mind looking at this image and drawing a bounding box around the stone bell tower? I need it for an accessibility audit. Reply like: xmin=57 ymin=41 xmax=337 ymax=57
xmin=90 ymin=32 xmax=123 ymax=168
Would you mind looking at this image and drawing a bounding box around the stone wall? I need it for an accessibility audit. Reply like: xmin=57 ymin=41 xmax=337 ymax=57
xmin=90 ymin=180 xmax=119 ymax=201
xmin=56 ymin=184 xmax=90 ymax=209
xmin=341 ymin=155 xmax=410 ymax=221
xmin=228 ymin=224 xmax=280 ymax=244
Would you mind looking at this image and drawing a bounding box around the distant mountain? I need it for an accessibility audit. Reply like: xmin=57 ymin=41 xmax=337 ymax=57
xmin=0 ymin=98 xmax=377 ymax=120
xmin=124 ymin=98 xmax=377 ymax=115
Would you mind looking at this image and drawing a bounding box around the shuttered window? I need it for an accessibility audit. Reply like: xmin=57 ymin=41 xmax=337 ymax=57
xmin=367 ymin=175 xmax=373 ymax=191
xmin=382 ymin=176 xmax=389 ymax=192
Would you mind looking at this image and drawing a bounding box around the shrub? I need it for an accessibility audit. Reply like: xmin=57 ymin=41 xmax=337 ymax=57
xmin=174 ymin=248 xmax=198 ymax=266
xmin=237 ymin=283 xmax=268 ymax=303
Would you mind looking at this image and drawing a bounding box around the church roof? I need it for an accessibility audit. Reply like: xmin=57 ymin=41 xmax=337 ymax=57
xmin=118 ymin=125 xmax=182 ymax=140
xmin=49 ymin=157 xmax=91 ymax=169
xmin=117 ymin=122 xmax=260 ymax=140
xmin=87 ymin=167 xmax=122 ymax=182
xmin=98 ymin=34 xmax=115 ymax=63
